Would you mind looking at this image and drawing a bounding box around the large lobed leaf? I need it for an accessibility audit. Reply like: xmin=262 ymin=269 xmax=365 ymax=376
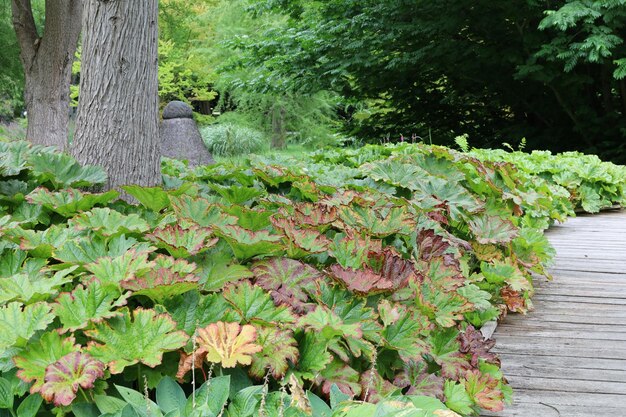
xmin=86 ymin=308 xmax=188 ymax=374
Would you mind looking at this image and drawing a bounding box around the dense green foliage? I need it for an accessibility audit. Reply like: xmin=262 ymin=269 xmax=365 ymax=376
xmin=235 ymin=0 xmax=626 ymax=160
xmin=0 ymin=140 xmax=624 ymax=416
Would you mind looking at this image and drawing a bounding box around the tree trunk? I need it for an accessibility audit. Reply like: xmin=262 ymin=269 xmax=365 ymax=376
xmin=11 ymin=0 xmax=82 ymax=151
xmin=71 ymin=0 xmax=161 ymax=192
xmin=271 ymin=104 xmax=286 ymax=149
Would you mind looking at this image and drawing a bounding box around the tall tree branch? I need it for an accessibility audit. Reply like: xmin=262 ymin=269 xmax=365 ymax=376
xmin=10 ymin=0 xmax=39 ymax=71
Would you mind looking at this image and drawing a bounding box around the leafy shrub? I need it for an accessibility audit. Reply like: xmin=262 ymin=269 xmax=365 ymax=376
xmin=200 ymin=122 xmax=268 ymax=157
xmin=0 ymin=140 xmax=623 ymax=416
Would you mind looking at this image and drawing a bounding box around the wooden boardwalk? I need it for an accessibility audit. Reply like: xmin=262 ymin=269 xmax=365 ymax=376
xmin=483 ymin=210 xmax=626 ymax=417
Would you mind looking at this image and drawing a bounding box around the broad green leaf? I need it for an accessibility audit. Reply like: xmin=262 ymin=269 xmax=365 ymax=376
xmin=215 ymin=225 xmax=283 ymax=260
xmin=381 ymin=307 xmax=430 ymax=361
xmin=296 ymin=333 xmax=332 ymax=380
xmin=209 ymin=183 xmax=265 ymax=205
xmin=223 ymin=281 xmax=295 ymax=324
xmin=315 ymin=358 xmax=361 ymax=397
xmin=156 ymin=376 xmax=186 ymax=414
xmin=54 ymin=280 xmax=129 ymax=332
xmin=115 ymin=385 xmax=163 ymax=417
xmin=10 ymin=224 xmax=80 ymax=259
xmin=184 ymin=376 xmax=230 ymax=417
xmin=416 ymin=281 xmax=472 ymax=328
xmin=249 ymin=327 xmax=298 ymax=378
xmin=202 ymin=262 xmax=253 ymax=292
xmin=53 ymin=235 xmax=141 ymax=266
xmin=443 ymin=381 xmax=473 ymax=416
xmin=222 ymin=205 xmax=273 ymax=231
xmin=16 ymin=394 xmax=42 ymax=417
xmin=0 ymin=267 xmax=77 ymax=304
xmin=86 ymin=308 xmax=188 ymax=374
xmin=94 ymin=395 xmax=128 ymax=414
xmin=121 ymin=256 xmax=200 ymax=303
xmin=468 ymin=214 xmax=518 ymax=244
xmin=0 ymin=302 xmax=54 ymax=351
xmin=14 ymin=332 xmax=79 ymax=392
xmin=121 ymin=185 xmax=171 ymax=212
xmin=69 ymin=208 xmax=150 ymax=237
xmin=27 ymin=152 xmax=107 ymax=188
xmin=162 ymin=292 xmax=237 ymax=344
xmin=170 ymin=195 xmax=238 ymax=228
xmin=428 ymin=328 xmax=471 ymax=380
xmin=330 ymin=383 xmax=351 ymax=408
xmin=299 ymin=306 xmax=362 ymax=345
xmin=146 ymin=225 xmax=217 ymax=258
xmin=25 ymin=188 xmax=118 ymax=217
xmin=40 ymin=352 xmax=105 ymax=406
xmin=481 ymin=261 xmax=531 ymax=292
xmin=84 ymin=249 xmax=155 ymax=284
xmin=0 ymin=378 xmax=12 ymax=409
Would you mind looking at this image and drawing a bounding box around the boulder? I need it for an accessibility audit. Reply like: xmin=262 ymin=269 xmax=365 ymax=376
xmin=160 ymin=101 xmax=214 ymax=166
xmin=162 ymin=100 xmax=194 ymax=120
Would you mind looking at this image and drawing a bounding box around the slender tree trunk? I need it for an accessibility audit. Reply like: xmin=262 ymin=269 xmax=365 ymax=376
xmin=11 ymin=0 xmax=82 ymax=151
xmin=71 ymin=0 xmax=161 ymax=192
xmin=271 ymin=104 xmax=286 ymax=149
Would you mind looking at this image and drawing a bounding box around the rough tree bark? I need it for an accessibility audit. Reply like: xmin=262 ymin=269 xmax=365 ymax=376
xmin=71 ymin=0 xmax=161 ymax=192
xmin=11 ymin=0 xmax=82 ymax=151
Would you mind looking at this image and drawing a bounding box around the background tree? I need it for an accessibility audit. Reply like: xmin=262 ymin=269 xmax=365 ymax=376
xmin=10 ymin=0 xmax=81 ymax=150
xmin=71 ymin=0 xmax=161 ymax=191
xmin=247 ymin=0 xmax=626 ymax=161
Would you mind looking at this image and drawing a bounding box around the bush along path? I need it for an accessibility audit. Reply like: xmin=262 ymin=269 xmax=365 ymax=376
xmin=0 ymin=141 xmax=624 ymax=416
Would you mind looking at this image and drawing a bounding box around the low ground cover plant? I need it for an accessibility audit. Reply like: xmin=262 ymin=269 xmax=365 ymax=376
xmin=0 ymin=140 xmax=623 ymax=416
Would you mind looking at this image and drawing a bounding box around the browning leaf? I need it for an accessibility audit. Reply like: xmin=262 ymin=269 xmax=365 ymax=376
xmin=40 ymin=352 xmax=104 ymax=407
xmin=252 ymin=258 xmax=322 ymax=314
xmin=197 ymin=322 xmax=262 ymax=368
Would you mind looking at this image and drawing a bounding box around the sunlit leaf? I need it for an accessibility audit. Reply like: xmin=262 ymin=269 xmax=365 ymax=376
xmin=0 ymin=302 xmax=54 ymax=351
xmin=54 ymin=280 xmax=130 ymax=333
xmin=69 ymin=208 xmax=150 ymax=237
xmin=25 ymin=187 xmax=118 ymax=217
xmin=215 ymin=225 xmax=284 ymax=260
xmin=197 ymin=322 xmax=262 ymax=368
xmin=86 ymin=308 xmax=188 ymax=373
xmin=84 ymin=249 xmax=155 ymax=285
xmin=145 ymin=224 xmax=218 ymax=258
xmin=468 ymin=214 xmax=518 ymax=244
xmin=223 ymin=281 xmax=295 ymax=324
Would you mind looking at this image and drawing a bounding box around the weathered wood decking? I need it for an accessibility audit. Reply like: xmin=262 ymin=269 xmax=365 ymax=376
xmin=483 ymin=210 xmax=626 ymax=417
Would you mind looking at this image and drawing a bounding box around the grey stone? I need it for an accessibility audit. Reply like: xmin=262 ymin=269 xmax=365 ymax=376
xmin=160 ymin=117 xmax=215 ymax=166
xmin=162 ymin=100 xmax=194 ymax=120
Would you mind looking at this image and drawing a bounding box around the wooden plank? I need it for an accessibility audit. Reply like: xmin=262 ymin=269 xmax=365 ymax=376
xmin=500 ymin=363 xmax=626 ymax=384
xmin=503 ymin=374 xmax=626 ymax=395
xmin=496 ymin=321 xmax=626 ymax=334
xmin=503 ymin=389 xmax=626 ymax=407
xmin=492 ymin=335 xmax=626 ymax=353
xmin=496 ymin=353 xmax=626 ymax=371
xmin=495 ymin=325 xmax=626 ymax=341
xmin=531 ymin=294 xmax=626 ymax=305
xmin=481 ymin=403 xmax=625 ymax=417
